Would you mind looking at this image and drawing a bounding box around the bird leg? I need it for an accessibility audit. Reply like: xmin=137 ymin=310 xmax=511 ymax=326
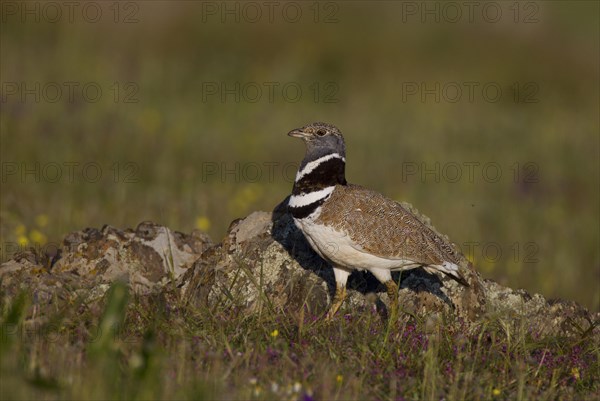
xmin=384 ymin=280 xmax=399 ymax=324
xmin=325 ymin=267 xmax=351 ymax=321
xmin=325 ymin=284 xmax=347 ymax=321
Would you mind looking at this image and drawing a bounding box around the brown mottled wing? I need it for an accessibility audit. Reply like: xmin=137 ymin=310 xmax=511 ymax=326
xmin=317 ymin=184 xmax=460 ymax=265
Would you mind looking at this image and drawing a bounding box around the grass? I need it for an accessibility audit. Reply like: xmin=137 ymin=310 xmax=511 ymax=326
xmin=1 ymin=2 xmax=598 ymax=311
xmin=1 ymin=2 xmax=599 ymax=399
xmin=1 ymin=282 xmax=598 ymax=400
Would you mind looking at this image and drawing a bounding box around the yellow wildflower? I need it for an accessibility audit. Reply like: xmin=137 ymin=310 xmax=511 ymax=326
xmin=252 ymin=385 xmax=262 ymax=397
xmin=17 ymin=235 xmax=29 ymax=247
xmin=336 ymin=374 xmax=343 ymax=384
xmin=195 ymin=216 xmax=211 ymax=232
xmin=270 ymin=329 xmax=279 ymax=338
xmin=29 ymin=229 xmax=47 ymax=245
xmin=492 ymin=388 xmax=501 ymax=396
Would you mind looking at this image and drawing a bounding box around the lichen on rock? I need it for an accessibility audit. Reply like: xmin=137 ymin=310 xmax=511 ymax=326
xmin=1 ymin=204 xmax=598 ymax=339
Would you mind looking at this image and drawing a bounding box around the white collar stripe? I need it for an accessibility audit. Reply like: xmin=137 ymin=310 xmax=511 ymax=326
xmin=295 ymin=153 xmax=345 ymax=182
xmin=289 ymin=186 xmax=335 ymax=208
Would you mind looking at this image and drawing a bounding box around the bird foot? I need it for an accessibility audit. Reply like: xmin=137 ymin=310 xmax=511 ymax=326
xmin=384 ymin=280 xmax=399 ymax=327
xmin=324 ymin=286 xmax=347 ymax=321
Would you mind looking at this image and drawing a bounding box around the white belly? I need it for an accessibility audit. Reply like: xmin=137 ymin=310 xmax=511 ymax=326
xmin=293 ymin=217 xmax=419 ymax=272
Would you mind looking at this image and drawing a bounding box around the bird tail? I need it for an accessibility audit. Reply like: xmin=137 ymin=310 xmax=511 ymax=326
xmin=440 ymin=261 xmax=470 ymax=287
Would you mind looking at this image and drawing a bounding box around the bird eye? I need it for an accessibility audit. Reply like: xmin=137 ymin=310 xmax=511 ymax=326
xmin=316 ymin=129 xmax=326 ymax=136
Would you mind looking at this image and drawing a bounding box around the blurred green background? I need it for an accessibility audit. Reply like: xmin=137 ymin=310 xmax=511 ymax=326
xmin=1 ymin=1 xmax=598 ymax=310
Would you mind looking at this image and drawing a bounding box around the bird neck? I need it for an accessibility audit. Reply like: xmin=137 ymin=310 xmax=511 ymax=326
xmin=293 ymin=150 xmax=347 ymax=194
xmin=288 ymin=150 xmax=347 ymax=219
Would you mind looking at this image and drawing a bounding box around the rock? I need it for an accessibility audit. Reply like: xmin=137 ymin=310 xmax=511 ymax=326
xmin=183 ymin=199 xmax=488 ymax=322
xmin=1 ymin=222 xmax=212 ymax=308
xmin=1 ymin=202 xmax=598 ymax=338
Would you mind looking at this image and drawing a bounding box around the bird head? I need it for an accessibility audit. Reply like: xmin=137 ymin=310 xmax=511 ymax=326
xmin=287 ymin=122 xmax=346 ymax=158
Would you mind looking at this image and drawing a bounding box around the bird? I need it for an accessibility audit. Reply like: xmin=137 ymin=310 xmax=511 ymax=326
xmin=286 ymin=122 xmax=469 ymax=322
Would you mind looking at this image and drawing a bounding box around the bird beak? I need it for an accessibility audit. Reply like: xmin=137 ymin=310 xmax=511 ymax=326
xmin=287 ymin=128 xmax=309 ymax=139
